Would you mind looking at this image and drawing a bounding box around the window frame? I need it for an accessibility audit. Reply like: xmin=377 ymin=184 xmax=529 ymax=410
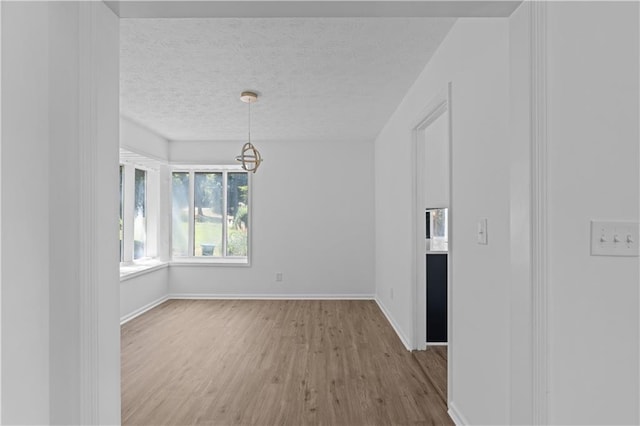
xmin=170 ymin=165 xmax=251 ymax=266
xmin=119 ymin=164 xmax=125 ymax=262
xmin=133 ymin=167 xmax=148 ymax=260
xmin=120 ymin=161 xmax=160 ymax=266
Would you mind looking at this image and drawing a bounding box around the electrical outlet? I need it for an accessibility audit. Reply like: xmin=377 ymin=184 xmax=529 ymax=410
xmin=275 ymin=272 xmax=283 ymax=282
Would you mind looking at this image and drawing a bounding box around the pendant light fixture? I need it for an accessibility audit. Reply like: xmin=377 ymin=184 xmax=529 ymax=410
xmin=235 ymin=91 xmax=263 ymax=173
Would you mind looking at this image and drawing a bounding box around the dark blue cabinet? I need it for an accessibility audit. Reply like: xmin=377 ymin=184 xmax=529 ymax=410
xmin=426 ymin=253 xmax=448 ymax=343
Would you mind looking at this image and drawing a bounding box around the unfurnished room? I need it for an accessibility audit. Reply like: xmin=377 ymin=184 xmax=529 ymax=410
xmin=1 ymin=1 xmax=639 ymax=425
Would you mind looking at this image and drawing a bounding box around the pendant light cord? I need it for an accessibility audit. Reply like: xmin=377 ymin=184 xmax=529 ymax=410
xmin=248 ymin=100 xmax=251 ymax=144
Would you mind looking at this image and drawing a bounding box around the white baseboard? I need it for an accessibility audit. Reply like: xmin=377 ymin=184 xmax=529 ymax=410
xmin=167 ymin=293 xmax=375 ymax=300
xmin=121 ymin=294 xmax=376 ymax=325
xmin=120 ymin=295 xmax=169 ymax=325
xmin=374 ymin=297 xmax=413 ymax=351
xmin=427 ymin=342 xmax=448 ymax=346
xmin=448 ymin=401 xmax=469 ymax=426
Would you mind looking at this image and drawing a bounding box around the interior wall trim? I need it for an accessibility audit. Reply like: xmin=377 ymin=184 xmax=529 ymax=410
xmin=120 ymin=291 xmax=380 ymax=326
xmin=0 ymin=1 xmax=3 ymax=421
xmin=120 ymin=295 xmax=170 ymax=325
xmin=531 ymin=2 xmax=549 ymax=424
xmin=448 ymin=401 xmax=470 ymax=426
xmin=78 ymin=3 xmax=99 ymax=424
xmin=168 ymin=293 xmax=376 ymax=300
xmin=120 ymin=294 xmax=383 ymax=326
xmin=411 ymin=82 xmax=453 ymax=406
xmin=411 ymin=85 xmax=450 ymax=352
xmin=375 ymin=297 xmax=412 ymax=351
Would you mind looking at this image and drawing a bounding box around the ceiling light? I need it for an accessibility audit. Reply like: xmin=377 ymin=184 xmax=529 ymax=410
xmin=235 ymin=91 xmax=263 ymax=173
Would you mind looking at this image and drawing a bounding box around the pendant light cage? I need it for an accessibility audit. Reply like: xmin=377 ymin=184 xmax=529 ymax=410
xmin=235 ymin=91 xmax=263 ymax=173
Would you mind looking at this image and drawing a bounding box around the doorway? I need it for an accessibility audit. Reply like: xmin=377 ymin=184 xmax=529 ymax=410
xmin=412 ymin=83 xmax=452 ymax=404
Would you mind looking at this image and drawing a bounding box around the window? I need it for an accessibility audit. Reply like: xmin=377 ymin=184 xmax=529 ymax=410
xmin=120 ymin=165 xmax=124 ymax=262
xmin=171 ymin=172 xmax=189 ymax=257
xmin=171 ymin=168 xmax=250 ymax=263
xmin=133 ymin=168 xmax=147 ymax=259
xmin=226 ymin=172 xmax=249 ymax=256
xmin=120 ymin=159 xmax=160 ymax=265
xmin=193 ymin=171 xmax=223 ymax=256
xmin=119 ymin=148 xmax=166 ymax=279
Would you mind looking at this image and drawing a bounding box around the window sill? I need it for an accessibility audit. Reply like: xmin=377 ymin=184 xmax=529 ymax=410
xmin=120 ymin=259 xmax=169 ymax=281
xmin=170 ymin=258 xmax=250 ymax=267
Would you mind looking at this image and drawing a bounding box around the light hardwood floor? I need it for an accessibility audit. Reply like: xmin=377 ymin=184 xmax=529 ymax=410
xmin=122 ymin=299 xmax=451 ymax=426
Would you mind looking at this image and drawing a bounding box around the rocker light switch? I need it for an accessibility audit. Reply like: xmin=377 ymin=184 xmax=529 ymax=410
xmin=591 ymin=221 xmax=639 ymax=256
xmin=477 ymin=218 xmax=488 ymax=245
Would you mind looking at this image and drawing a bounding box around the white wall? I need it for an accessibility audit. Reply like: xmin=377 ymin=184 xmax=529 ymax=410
xmin=121 ymin=116 xmax=169 ymax=161
xmin=49 ymin=3 xmax=81 ymax=423
xmin=120 ymin=268 xmax=169 ymax=321
xmin=1 ymin=3 xmax=50 ymax=423
xmin=546 ymin=2 xmax=639 ymax=424
xmin=507 ymin=3 xmax=533 ymax=424
xmin=2 ymin=2 xmax=121 ymax=423
xmin=120 ymin=118 xmax=170 ymax=321
xmin=379 ymin=3 xmax=640 ymax=424
xmin=423 ymin=113 xmax=449 ymax=208
xmin=92 ymin=4 xmax=121 ymax=422
xmin=0 ymin=3 xmax=3 ymax=421
xmin=169 ymin=140 xmax=375 ymax=297
xmin=374 ymin=18 xmax=511 ymax=424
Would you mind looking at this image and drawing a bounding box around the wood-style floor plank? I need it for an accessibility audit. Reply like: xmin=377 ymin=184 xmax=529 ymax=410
xmin=412 ymin=346 xmax=448 ymax=405
xmin=122 ymin=299 xmax=452 ymax=426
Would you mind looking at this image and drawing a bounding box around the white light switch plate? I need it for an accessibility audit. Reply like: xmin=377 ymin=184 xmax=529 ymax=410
xmin=477 ymin=218 xmax=488 ymax=245
xmin=590 ymin=221 xmax=639 ymax=256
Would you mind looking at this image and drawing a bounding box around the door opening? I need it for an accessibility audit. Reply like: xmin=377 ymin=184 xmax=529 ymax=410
xmin=412 ymin=83 xmax=453 ymax=405
xmin=425 ymin=207 xmax=448 ymax=344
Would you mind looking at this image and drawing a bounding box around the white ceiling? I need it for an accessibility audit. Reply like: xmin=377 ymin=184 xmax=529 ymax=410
xmin=120 ymin=17 xmax=456 ymax=141
xmin=108 ymin=1 xmax=521 ymax=19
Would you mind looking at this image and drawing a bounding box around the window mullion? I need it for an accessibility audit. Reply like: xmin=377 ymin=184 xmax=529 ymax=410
xmin=188 ymin=170 xmax=195 ymax=256
xmin=123 ymin=165 xmax=135 ymax=263
xmin=247 ymin=171 xmax=251 ymax=261
xmin=222 ymin=171 xmax=228 ymax=258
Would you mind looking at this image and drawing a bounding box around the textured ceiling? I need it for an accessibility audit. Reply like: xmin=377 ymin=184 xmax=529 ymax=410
xmin=120 ymin=18 xmax=456 ymax=141
xmin=109 ymin=1 xmax=521 ymax=18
